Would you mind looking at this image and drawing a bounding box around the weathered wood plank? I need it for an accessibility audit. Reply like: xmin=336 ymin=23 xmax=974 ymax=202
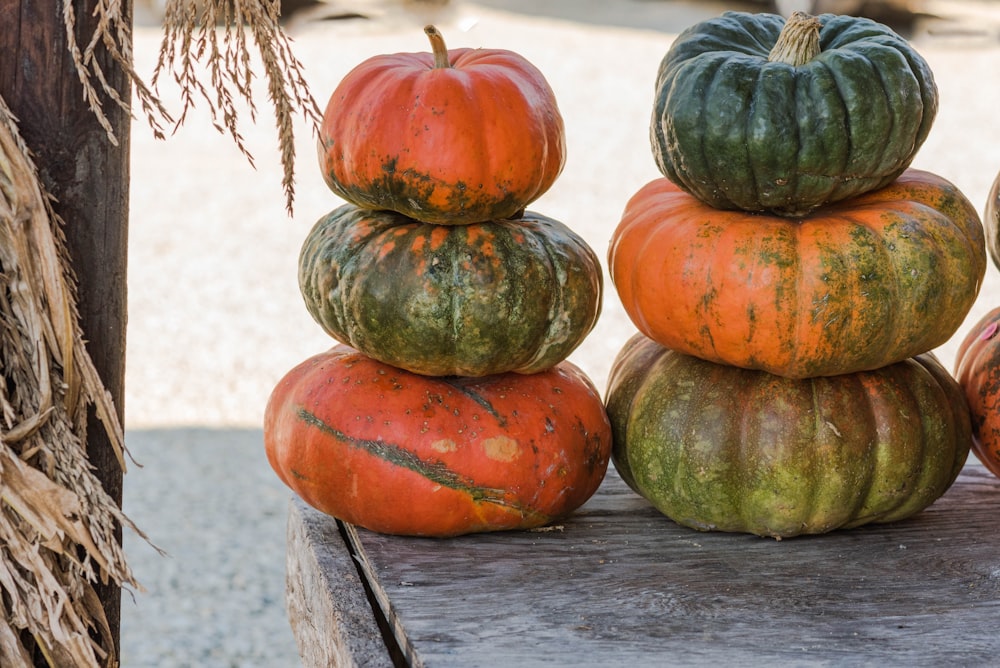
xmin=334 ymin=463 xmax=1000 ymax=667
xmin=287 ymin=498 xmax=393 ymax=667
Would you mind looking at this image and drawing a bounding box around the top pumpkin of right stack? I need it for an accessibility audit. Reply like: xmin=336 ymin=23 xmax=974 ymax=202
xmin=650 ymin=11 xmax=937 ymax=217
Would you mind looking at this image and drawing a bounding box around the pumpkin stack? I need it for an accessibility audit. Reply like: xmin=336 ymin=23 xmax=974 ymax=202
xmin=605 ymin=11 xmax=988 ymax=538
xmin=264 ymin=27 xmax=612 ymax=538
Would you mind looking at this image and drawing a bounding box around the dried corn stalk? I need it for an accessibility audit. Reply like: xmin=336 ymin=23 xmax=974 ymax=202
xmin=0 ymin=94 xmax=147 ymax=668
xmin=2 ymin=1 xmax=321 ymax=665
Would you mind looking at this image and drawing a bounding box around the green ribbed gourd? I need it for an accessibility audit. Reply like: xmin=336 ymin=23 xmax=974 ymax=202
xmin=606 ymin=334 xmax=971 ymax=539
xmin=299 ymin=204 xmax=602 ymax=377
xmin=651 ymin=11 xmax=938 ymax=216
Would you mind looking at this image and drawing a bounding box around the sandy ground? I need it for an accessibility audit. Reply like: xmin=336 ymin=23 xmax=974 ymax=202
xmin=119 ymin=1 xmax=1000 ymax=665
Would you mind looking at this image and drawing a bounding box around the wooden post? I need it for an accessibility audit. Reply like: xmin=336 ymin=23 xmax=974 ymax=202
xmin=0 ymin=0 xmax=130 ymax=662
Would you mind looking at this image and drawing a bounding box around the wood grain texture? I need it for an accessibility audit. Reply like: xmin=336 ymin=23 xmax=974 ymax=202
xmin=296 ymin=462 xmax=1000 ymax=666
xmin=287 ymin=499 xmax=395 ymax=668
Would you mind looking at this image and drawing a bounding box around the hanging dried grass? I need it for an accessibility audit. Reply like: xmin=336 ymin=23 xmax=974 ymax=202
xmin=152 ymin=0 xmax=322 ymax=213
xmin=64 ymin=0 xmax=173 ymax=142
xmin=0 ymin=94 xmax=152 ymax=668
xmin=68 ymin=0 xmax=321 ymax=212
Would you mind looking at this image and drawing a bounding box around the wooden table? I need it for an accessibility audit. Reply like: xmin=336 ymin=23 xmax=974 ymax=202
xmin=286 ymin=463 xmax=1000 ymax=667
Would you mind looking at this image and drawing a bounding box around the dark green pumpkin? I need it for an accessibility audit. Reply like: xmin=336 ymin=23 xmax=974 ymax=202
xmin=651 ymin=11 xmax=938 ymax=216
xmin=299 ymin=205 xmax=602 ymax=377
xmin=606 ymin=334 xmax=970 ymax=538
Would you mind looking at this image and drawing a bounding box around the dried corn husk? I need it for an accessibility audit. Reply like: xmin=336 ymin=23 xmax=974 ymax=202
xmin=0 ymin=94 xmax=146 ymax=668
xmin=2 ymin=1 xmax=320 ymax=664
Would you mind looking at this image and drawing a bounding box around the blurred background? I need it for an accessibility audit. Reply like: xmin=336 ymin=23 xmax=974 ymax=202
xmin=120 ymin=1 xmax=1000 ymax=665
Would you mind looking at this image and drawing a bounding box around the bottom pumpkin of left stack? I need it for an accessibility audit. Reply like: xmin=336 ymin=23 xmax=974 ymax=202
xmin=264 ymin=345 xmax=612 ymax=537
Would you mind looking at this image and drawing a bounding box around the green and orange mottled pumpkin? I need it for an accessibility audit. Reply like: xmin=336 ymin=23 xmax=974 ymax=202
xmin=299 ymin=204 xmax=602 ymax=377
xmin=955 ymin=307 xmax=1000 ymax=479
xmin=317 ymin=26 xmax=566 ymax=225
xmin=264 ymin=346 xmax=612 ymax=537
xmin=606 ymin=334 xmax=971 ymax=539
xmin=608 ymin=169 xmax=986 ymax=379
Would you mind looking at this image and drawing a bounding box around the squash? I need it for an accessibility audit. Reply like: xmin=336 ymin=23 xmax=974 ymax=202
xmin=317 ymin=25 xmax=566 ymax=225
xmin=608 ymin=169 xmax=986 ymax=379
xmin=606 ymin=334 xmax=971 ymax=539
xmin=264 ymin=346 xmax=612 ymax=537
xmin=983 ymin=170 xmax=1000 ymax=270
xmin=955 ymin=307 xmax=1000 ymax=479
xmin=299 ymin=204 xmax=602 ymax=377
xmin=651 ymin=11 xmax=938 ymax=216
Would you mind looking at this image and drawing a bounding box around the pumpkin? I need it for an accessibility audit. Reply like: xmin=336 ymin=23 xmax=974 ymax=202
xmin=955 ymin=307 xmax=1000 ymax=479
xmin=983 ymin=170 xmax=1000 ymax=270
xmin=299 ymin=204 xmax=602 ymax=377
xmin=651 ymin=11 xmax=938 ymax=216
xmin=317 ymin=25 xmax=566 ymax=225
xmin=608 ymin=169 xmax=986 ymax=379
xmin=606 ymin=334 xmax=971 ymax=539
xmin=264 ymin=346 xmax=612 ymax=537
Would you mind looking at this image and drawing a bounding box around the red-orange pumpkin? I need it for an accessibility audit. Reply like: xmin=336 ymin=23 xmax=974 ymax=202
xmin=264 ymin=346 xmax=612 ymax=537
xmin=317 ymin=26 xmax=566 ymax=225
xmin=608 ymin=169 xmax=986 ymax=379
xmin=955 ymin=307 xmax=1000 ymax=478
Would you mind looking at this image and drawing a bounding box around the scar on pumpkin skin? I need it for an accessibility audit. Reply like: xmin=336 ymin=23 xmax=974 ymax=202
xmin=482 ymin=436 xmax=521 ymax=463
xmin=438 ymin=377 xmax=508 ymax=426
xmin=296 ymin=407 xmax=540 ymax=514
xmin=431 ymin=439 xmax=457 ymax=453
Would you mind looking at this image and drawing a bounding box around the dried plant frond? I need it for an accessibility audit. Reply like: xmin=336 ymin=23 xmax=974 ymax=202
xmin=62 ymin=0 xmax=174 ymax=142
xmin=153 ymin=0 xmax=322 ymax=213
xmin=0 ymin=94 xmax=153 ymax=668
xmin=65 ymin=0 xmax=321 ymax=213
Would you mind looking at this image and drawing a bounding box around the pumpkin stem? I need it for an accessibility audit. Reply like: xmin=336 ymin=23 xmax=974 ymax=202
xmin=768 ymin=12 xmax=822 ymax=66
xmin=424 ymin=25 xmax=451 ymax=69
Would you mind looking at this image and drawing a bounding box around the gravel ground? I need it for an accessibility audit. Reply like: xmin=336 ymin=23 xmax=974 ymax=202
xmin=120 ymin=429 xmax=299 ymax=667
xmin=119 ymin=1 xmax=1000 ymax=665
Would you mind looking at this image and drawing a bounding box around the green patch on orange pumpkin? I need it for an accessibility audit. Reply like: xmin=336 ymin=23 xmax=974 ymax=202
xmin=297 ymin=406 xmax=533 ymax=511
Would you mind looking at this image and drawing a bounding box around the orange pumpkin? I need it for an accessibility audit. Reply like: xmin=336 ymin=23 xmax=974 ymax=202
xmin=264 ymin=346 xmax=612 ymax=537
xmin=608 ymin=169 xmax=986 ymax=379
xmin=317 ymin=26 xmax=566 ymax=225
xmin=955 ymin=307 xmax=1000 ymax=478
